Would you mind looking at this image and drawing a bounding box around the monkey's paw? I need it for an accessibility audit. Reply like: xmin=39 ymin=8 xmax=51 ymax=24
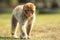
xmin=12 ymin=35 xmax=18 ymax=38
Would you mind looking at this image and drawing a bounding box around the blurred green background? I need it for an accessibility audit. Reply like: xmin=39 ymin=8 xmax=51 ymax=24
xmin=0 ymin=0 xmax=60 ymax=40
xmin=0 ymin=0 xmax=60 ymax=13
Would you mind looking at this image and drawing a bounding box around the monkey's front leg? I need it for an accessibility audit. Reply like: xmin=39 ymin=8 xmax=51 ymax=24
xmin=19 ymin=19 xmax=28 ymax=39
xmin=26 ymin=17 xmax=35 ymax=39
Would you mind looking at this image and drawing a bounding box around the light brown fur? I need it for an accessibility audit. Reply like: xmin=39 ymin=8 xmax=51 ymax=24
xmin=11 ymin=2 xmax=36 ymax=39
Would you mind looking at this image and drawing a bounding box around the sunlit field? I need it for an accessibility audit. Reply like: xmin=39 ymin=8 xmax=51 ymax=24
xmin=0 ymin=12 xmax=60 ymax=40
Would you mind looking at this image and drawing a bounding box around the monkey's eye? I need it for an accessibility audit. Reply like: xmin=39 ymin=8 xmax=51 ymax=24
xmin=29 ymin=9 xmax=34 ymax=12
xmin=24 ymin=10 xmax=27 ymax=13
xmin=24 ymin=10 xmax=27 ymax=11
xmin=24 ymin=9 xmax=34 ymax=14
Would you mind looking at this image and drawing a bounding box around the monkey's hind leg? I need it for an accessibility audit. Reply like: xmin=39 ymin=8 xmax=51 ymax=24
xmin=11 ymin=15 xmax=18 ymax=38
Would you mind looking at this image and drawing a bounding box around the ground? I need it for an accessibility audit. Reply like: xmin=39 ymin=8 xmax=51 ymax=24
xmin=0 ymin=12 xmax=60 ymax=40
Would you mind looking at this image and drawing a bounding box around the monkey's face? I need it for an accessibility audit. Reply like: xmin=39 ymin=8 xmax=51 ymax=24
xmin=23 ymin=3 xmax=35 ymax=17
xmin=24 ymin=7 xmax=34 ymax=14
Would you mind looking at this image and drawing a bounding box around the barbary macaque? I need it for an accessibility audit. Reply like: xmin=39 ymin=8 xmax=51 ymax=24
xmin=11 ymin=2 xmax=36 ymax=39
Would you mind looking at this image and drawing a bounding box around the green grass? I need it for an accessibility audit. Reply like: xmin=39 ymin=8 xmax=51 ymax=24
xmin=0 ymin=12 xmax=60 ymax=40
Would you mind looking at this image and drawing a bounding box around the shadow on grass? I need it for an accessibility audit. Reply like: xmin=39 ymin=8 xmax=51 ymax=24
xmin=0 ymin=36 xmax=30 ymax=40
xmin=0 ymin=37 xmax=18 ymax=39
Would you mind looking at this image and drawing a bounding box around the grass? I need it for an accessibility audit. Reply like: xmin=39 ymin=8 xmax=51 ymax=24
xmin=0 ymin=12 xmax=60 ymax=40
